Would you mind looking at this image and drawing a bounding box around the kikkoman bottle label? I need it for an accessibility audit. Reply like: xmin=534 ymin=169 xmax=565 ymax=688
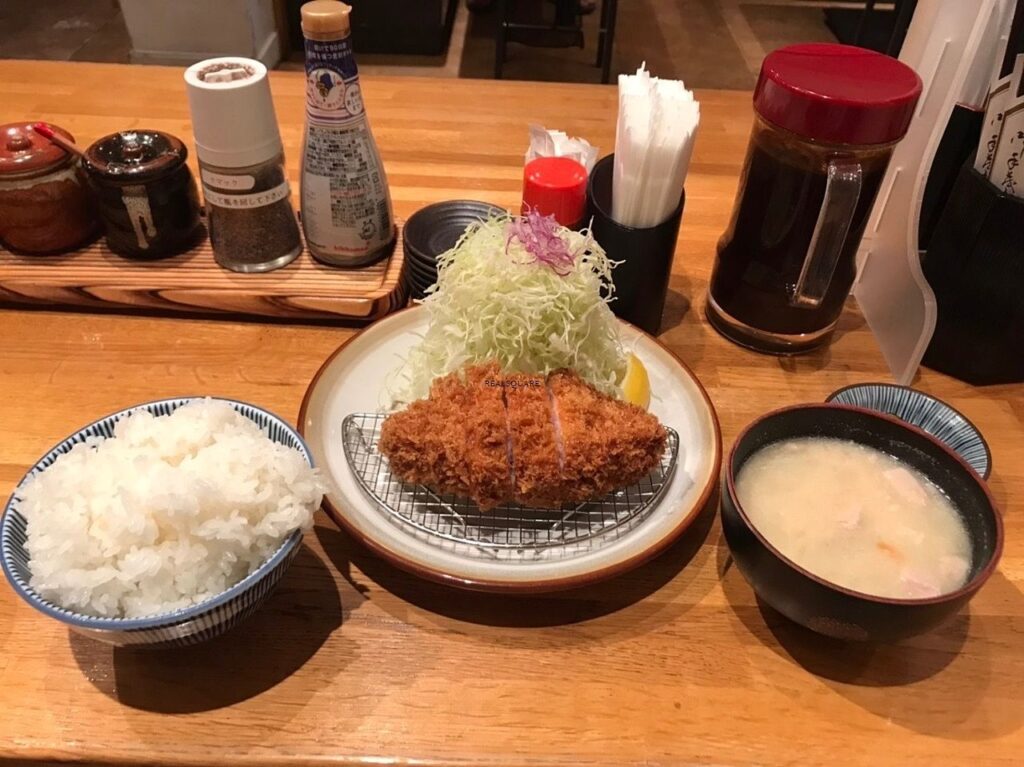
xmin=300 ymin=25 xmax=394 ymax=263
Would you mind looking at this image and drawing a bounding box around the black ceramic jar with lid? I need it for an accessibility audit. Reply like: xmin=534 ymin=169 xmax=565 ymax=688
xmin=83 ymin=130 xmax=202 ymax=259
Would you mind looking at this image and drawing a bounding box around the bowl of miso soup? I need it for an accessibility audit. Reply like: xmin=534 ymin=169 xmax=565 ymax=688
xmin=721 ymin=404 xmax=1003 ymax=642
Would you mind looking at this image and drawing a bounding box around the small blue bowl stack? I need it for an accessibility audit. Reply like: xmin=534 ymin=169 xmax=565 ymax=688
xmin=826 ymin=383 xmax=991 ymax=479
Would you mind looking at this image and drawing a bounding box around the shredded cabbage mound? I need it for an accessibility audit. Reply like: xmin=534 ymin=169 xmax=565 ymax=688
xmin=393 ymin=212 xmax=626 ymax=403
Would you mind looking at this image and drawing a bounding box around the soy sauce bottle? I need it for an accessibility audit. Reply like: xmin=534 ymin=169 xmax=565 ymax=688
xmin=299 ymin=0 xmax=395 ymax=267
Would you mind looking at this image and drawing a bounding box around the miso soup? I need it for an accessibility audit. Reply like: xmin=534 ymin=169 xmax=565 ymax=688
xmin=736 ymin=437 xmax=971 ymax=599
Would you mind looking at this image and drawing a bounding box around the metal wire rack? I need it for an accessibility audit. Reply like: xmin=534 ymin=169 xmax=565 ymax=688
xmin=342 ymin=412 xmax=679 ymax=558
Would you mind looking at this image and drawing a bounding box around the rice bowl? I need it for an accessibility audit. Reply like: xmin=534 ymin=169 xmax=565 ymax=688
xmin=1 ymin=397 xmax=323 ymax=647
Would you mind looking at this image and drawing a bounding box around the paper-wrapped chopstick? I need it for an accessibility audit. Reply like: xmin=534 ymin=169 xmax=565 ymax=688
xmin=613 ymin=64 xmax=700 ymax=228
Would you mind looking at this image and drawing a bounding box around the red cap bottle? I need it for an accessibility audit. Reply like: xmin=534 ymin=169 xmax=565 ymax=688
xmin=522 ymin=156 xmax=588 ymax=227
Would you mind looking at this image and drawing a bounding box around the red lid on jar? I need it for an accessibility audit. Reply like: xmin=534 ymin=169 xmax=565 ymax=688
xmin=754 ymin=43 xmax=922 ymax=146
xmin=0 ymin=122 xmax=75 ymax=176
xmin=522 ymin=156 xmax=588 ymax=226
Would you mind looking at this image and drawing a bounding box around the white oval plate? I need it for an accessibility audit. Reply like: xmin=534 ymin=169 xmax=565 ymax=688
xmin=300 ymin=307 xmax=721 ymax=592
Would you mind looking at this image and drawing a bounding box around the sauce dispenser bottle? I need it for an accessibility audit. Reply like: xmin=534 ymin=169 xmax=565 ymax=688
xmin=299 ymin=0 xmax=395 ymax=267
xmin=706 ymin=44 xmax=922 ymax=355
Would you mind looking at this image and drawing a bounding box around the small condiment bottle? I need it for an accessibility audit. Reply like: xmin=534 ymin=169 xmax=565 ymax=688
xmin=522 ymin=156 xmax=588 ymax=229
xmin=185 ymin=57 xmax=303 ymax=273
xmin=0 ymin=122 xmax=98 ymax=254
xmin=300 ymin=1 xmax=395 ymax=267
xmin=82 ymin=130 xmax=202 ymax=259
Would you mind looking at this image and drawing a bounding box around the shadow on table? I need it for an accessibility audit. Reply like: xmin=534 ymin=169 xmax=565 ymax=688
xmin=316 ymin=487 xmax=719 ymax=640
xmin=657 ymin=280 xmax=713 ymax=372
xmin=659 ymin=280 xmax=693 ymax=335
xmin=717 ymin=540 xmax=1024 ymax=740
xmin=776 ymin=345 xmax=833 ymax=375
xmin=70 ymin=544 xmax=344 ymax=714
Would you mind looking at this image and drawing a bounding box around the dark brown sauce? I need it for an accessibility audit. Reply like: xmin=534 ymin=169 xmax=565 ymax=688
xmin=710 ymin=123 xmax=891 ymax=337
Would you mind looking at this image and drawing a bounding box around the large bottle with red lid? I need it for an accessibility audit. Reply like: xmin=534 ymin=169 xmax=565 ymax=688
xmin=706 ymin=43 xmax=922 ymax=354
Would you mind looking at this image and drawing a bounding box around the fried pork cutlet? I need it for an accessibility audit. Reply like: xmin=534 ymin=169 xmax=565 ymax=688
xmin=547 ymin=369 xmax=667 ymax=503
xmin=377 ymin=384 xmax=469 ymax=498
xmin=377 ymin=362 xmax=667 ymax=510
xmin=379 ymin=362 xmax=510 ymax=507
xmin=504 ymin=372 xmax=561 ymax=504
xmin=447 ymin=364 xmax=513 ymax=507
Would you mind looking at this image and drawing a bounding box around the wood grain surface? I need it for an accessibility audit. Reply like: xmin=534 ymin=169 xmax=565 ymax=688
xmin=0 ymin=60 xmax=1022 ymax=767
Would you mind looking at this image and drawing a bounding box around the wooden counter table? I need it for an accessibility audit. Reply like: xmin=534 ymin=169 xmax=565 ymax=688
xmin=1 ymin=60 xmax=1022 ymax=767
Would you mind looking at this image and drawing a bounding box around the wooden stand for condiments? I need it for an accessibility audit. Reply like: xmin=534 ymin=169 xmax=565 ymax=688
xmin=0 ymin=218 xmax=407 ymax=322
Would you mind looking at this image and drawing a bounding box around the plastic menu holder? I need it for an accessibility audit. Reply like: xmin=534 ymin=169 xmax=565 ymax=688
xmin=853 ymin=0 xmax=1008 ymax=384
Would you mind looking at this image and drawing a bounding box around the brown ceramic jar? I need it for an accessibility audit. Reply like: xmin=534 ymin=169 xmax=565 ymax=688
xmin=0 ymin=122 xmax=98 ymax=254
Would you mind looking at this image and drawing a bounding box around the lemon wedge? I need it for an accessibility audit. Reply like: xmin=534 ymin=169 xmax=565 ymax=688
xmin=621 ymin=353 xmax=651 ymax=409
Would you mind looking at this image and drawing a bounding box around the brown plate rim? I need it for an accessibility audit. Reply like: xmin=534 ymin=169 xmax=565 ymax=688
xmin=297 ymin=305 xmax=723 ymax=593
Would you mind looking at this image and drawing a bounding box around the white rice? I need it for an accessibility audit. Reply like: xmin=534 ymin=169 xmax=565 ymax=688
xmin=19 ymin=400 xmax=324 ymax=619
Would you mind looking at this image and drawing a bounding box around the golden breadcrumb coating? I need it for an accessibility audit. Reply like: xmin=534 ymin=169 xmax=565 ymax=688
xmin=377 ymin=393 xmax=469 ymax=497
xmin=379 ymin=363 xmax=511 ymax=509
xmin=377 ymin=363 xmax=667 ymax=510
xmin=546 ymin=369 xmax=667 ymax=503
xmin=454 ymin=364 xmax=513 ymax=508
xmin=503 ymin=372 xmax=561 ymax=505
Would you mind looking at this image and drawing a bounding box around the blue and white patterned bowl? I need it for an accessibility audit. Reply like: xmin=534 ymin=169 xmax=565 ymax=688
xmin=826 ymin=384 xmax=991 ymax=480
xmin=0 ymin=397 xmax=312 ymax=649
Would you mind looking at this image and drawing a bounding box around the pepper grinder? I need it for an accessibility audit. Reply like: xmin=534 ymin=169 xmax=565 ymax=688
xmin=184 ymin=57 xmax=303 ymax=273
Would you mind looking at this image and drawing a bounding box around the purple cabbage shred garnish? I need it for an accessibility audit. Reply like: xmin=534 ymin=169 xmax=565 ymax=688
xmin=505 ymin=210 xmax=576 ymax=276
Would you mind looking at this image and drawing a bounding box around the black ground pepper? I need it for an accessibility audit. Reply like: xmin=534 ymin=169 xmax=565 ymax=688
xmin=201 ymin=154 xmax=303 ymax=273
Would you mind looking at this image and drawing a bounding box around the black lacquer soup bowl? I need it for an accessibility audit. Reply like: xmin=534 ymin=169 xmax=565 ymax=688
xmin=720 ymin=404 xmax=1003 ymax=642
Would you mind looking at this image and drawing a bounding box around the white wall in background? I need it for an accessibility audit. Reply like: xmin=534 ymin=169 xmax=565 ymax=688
xmin=119 ymin=0 xmax=282 ymax=67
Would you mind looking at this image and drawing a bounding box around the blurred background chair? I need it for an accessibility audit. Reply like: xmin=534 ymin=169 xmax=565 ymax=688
xmin=0 ymin=0 xmax=921 ymax=89
xmin=494 ymin=0 xmax=618 ymax=84
xmin=825 ymin=0 xmax=919 ymax=54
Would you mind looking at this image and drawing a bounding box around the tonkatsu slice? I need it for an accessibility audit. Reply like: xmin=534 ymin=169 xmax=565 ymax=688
xmin=547 ymin=369 xmax=667 ymax=503
xmin=504 ymin=372 xmax=561 ymax=505
xmin=378 ymin=362 xmax=508 ymax=506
